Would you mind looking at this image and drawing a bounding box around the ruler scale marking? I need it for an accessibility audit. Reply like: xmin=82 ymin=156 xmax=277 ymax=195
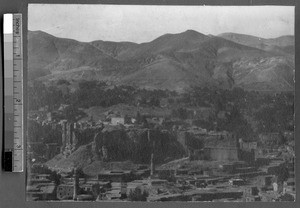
xmin=3 ymin=14 xmax=23 ymax=172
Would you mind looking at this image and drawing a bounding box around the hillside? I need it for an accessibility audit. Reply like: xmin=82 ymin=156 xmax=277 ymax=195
xmin=28 ymin=30 xmax=294 ymax=92
xmin=218 ymin=32 xmax=295 ymax=56
xmin=28 ymin=31 xmax=120 ymax=80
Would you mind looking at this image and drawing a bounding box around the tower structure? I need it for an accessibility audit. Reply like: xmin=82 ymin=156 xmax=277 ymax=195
xmin=73 ymin=167 xmax=79 ymax=200
xmin=60 ymin=120 xmax=67 ymax=153
xmin=60 ymin=121 xmax=78 ymax=156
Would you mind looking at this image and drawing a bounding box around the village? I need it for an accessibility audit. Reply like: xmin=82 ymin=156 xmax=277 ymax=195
xmin=21 ymin=3 xmax=296 ymax=204
xmin=26 ymin=103 xmax=295 ymax=202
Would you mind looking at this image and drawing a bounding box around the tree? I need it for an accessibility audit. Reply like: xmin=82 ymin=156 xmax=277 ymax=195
xmin=61 ymin=106 xmax=86 ymax=122
xmin=136 ymin=111 xmax=142 ymax=124
xmin=149 ymin=97 xmax=160 ymax=107
xmin=128 ymin=187 xmax=148 ymax=201
xmin=177 ymin=107 xmax=188 ymax=120
xmin=254 ymin=92 xmax=294 ymax=133
xmin=277 ymin=166 xmax=289 ymax=183
xmin=28 ymin=81 xmax=48 ymax=110
xmin=70 ymin=167 xmax=86 ymax=178
xmin=217 ymin=105 xmax=254 ymax=140
xmin=57 ymin=79 xmax=70 ymax=85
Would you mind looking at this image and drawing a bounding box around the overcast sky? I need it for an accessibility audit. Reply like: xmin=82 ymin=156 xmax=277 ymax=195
xmin=28 ymin=4 xmax=294 ymax=43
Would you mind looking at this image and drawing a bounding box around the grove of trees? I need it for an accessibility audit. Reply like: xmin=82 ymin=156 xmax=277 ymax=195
xmin=28 ymin=79 xmax=294 ymax=138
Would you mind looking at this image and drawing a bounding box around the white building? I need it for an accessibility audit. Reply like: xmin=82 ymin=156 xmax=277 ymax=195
xmin=111 ymin=117 xmax=125 ymax=125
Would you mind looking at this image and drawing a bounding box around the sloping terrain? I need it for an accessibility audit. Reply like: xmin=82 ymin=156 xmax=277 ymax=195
xmin=28 ymin=30 xmax=295 ymax=92
xmin=45 ymin=144 xmax=95 ymax=171
xmin=218 ymin=32 xmax=294 ymax=56
xmin=28 ymin=30 xmax=120 ymax=80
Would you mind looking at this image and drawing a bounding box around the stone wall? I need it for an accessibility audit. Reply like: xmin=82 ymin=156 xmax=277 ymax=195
xmin=204 ymin=147 xmax=239 ymax=161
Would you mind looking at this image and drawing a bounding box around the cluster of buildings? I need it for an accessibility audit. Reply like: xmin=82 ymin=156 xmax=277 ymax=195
xmin=27 ymin=127 xmax=295 ymax=202
xmin=27 ymin=156 xmax=295 ymax=202
xmin=27 ymin=104 xmax=295 ymax=202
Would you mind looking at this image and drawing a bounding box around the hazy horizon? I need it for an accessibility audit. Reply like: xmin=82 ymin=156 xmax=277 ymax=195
xmin=29 ymin=28 xmax=294 ymax=44
xmin=28 ymin=4 xmax=294 ymax=43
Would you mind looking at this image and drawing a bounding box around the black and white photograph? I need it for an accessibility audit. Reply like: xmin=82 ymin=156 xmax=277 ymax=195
xmin=26 ymin=4 xmax=295 ymax=202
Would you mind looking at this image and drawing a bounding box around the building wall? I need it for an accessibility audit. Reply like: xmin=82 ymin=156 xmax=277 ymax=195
xmin=176 ymin=131 xmax=190 ymax=156
xmin=204 ymin=148 xmax=239 ymax=161
xmin=259 ymin=133 xmax=281 ymax=146
xmin=98 ymin=174 xmax=125 ymax=182
xmin=191 ymin=191 xmax=243 ymax=201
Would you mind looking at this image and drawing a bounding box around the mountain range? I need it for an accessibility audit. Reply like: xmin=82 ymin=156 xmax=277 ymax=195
xmin=28 ymin=30 xmax=294 ymax=92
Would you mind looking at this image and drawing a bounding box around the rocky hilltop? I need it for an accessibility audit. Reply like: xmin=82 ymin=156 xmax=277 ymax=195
xmin=45 ymin=125 xmax=186 ymax=176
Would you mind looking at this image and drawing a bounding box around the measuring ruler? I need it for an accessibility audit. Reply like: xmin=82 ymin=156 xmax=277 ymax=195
xmin=3 ymin=14 xmax=23 ymax=172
